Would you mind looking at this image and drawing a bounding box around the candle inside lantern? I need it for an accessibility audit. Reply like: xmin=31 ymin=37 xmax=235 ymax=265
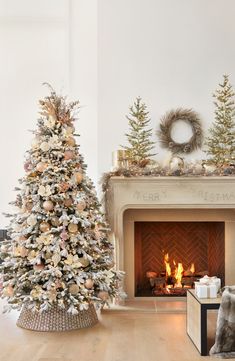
xmin=112 ymin=150 xmax=129 ymax=169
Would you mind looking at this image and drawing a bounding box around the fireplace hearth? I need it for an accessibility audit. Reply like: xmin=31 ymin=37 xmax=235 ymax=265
xmin=135 ymin=221 xmax=225 ymax=297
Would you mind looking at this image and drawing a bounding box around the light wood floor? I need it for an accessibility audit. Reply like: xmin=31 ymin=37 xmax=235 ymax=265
xmin=0 ymin=299 xmax=228 ymax=361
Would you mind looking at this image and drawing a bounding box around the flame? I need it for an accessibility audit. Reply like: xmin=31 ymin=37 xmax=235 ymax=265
xmin=190 ymin=263 xmax=195 ymax=274
xmin=164 ymin=253 xmax=171 ymax=277
xmin=174 ymin=262 xmax=184 ymax=288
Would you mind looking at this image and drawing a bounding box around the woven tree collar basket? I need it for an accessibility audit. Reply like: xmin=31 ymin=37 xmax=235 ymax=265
xmin=17 ymin=303 xmax=98 ymax=332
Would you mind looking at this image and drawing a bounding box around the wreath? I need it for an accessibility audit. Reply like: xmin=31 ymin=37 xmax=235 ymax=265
xmin=157 ymin=108 xmax=203 ymax=154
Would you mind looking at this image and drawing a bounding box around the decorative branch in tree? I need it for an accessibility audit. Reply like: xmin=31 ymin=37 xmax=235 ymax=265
xmin=121 ymin=97 xmax=156 ymax=167
xmin=205 ymin=74 xmax=235 ymax=169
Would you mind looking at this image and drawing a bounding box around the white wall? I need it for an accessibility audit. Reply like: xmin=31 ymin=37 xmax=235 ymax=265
xmin=0 ymin=0 xmax=70 ymax=227
xmin=1 ymin=0 xmax=235 ymax=227
xmin=98 ymin=0 xmax=235 ymax=174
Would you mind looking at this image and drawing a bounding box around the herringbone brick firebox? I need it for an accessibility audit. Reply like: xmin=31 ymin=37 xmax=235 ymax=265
xmin=134 ymin=221 xmax=225 ymax=296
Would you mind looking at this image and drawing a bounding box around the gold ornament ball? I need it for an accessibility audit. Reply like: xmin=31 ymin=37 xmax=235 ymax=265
xmin=69 ymin=283 xmax=80 ymax=295
xmin=19 ymin=246 xmax=28 ymax=257
xmin=76 ymin=200 xmax=86 ymax=212
xmin=51 ymin=216 xmax=60 ymax=227
xmin=64 ymin=150 xmax=74 ymax=160
xmin=79 ymin=257 xmax=90 ymax=267
xmin=39 ymin=222 xmax=51 ymax=232
xmin=25 ymin=201 xmax=33 ymax=211
xmin=98 ymin=291 xmax=109 ymax=301
xmin=34 ymin=264 xmax=45 ymax=271
xmin=68 ymin=223 xmax=78 ymax=234
xmin=74 ymin=172 xmax=83 ymax=184
xmin=36 ymin=162 xmax=48 ymax=172
xmin=84 ymin=279 xmax=94 ymax=289
xmin=4 ymin=285 xmax=14 ymax=297
xmin=64 ymin=198 xmax=73 ymax=207
xmin=66 ymin=137 xmax=76 ymax=147
xmin=66 ymin=125 xmax=75 ymax=135
xmin=43 ymin=200 xmax=54 ymax=211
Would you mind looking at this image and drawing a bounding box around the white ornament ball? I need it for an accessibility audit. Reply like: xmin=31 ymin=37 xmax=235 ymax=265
xmin=43 ymin=200 xmax=54 ymax=211
xmin=31 ymin=138 xmax=39 ymax=149
xmin=27 ymin=215 xmax=37 ymax=226
xmin=40 ymin=142 xmax=50 ymax=152
xmin=98 ymin=291 xmax=109 ymax=301
xmin=84 ymin=279 xmax=94 ymax=289
xmin=36 ymin=162 xmax=48 ymax=172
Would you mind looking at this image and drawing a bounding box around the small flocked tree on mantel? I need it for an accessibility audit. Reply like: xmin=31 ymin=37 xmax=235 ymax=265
xmin=121 ymin=97 xmax=156 ymax=167
xmin=205 ymin=74 xmax=235 ymax=171
xmin=0 ymin=85 xmax=123 ymax=331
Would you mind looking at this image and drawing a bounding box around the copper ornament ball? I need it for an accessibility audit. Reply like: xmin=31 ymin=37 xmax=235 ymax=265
xmin=84 ymin=279 xmax=94 ymax=289
xmin=34 ymin=264 xmax=45 ymax=271
xmin=36 ymin=162 xmax=48 ymax=172
xmin=64 ymin=198 xmax=73 ymax=207
xmin=76 ymin=200 xmax=86 ymax=211
xmin=68 ymin=223 xmax=78 ymax=234
xmin=64 ymin=150 xmax=74 ymax=160
xmin=39 ymin=221 xmax=51 ymax=232
xmin=43 ymin=200 xmax=54 ymax=211
xmin=98 ymin=291 xmax=109 ymax=301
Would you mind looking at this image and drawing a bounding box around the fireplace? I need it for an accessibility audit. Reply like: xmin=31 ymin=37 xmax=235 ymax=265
xmin=105 ymin=177 xmax=235 ymax=300
xmin=134 ymin=221 xmax=225 ymax=297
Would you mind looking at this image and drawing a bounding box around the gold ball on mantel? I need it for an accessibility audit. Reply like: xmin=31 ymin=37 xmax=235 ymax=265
xmin=39 ymin=222 xmax=51 ymax=233
xmin=68 ymin=223 xmax=78 ymax=233
xmin=43 ymin=200 xmax=54 ymax=212
xmin=36 ymin=162 xmax=48 ymax=172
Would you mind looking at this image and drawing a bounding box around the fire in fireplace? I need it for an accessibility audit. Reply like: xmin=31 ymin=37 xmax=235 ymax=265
xmin=134 ymin=221 xmax=225 ymax=297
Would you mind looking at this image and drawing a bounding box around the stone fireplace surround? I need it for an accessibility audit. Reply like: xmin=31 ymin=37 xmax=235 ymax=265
xmin=105 ymin=177 xmax=235 ymax=299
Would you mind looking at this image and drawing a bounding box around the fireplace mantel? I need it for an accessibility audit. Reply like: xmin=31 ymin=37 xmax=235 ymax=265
xmin=105 ymin=177 xmax=235 ymax=298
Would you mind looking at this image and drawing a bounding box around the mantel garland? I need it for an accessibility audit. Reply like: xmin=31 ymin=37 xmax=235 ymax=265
xmin=101 ymin=163 xmax=235 ymax=195
xmin=157 ymin=108 xmax=203 ymax=154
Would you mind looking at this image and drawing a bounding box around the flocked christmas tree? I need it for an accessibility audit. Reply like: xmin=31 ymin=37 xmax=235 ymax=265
xmin=121 ymin=97 xmax=156 ymax=167
xmin=0 ymin=86 xmax=122 ymax=322
xmin=205 ymin=74 xmax=235 ymax=170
